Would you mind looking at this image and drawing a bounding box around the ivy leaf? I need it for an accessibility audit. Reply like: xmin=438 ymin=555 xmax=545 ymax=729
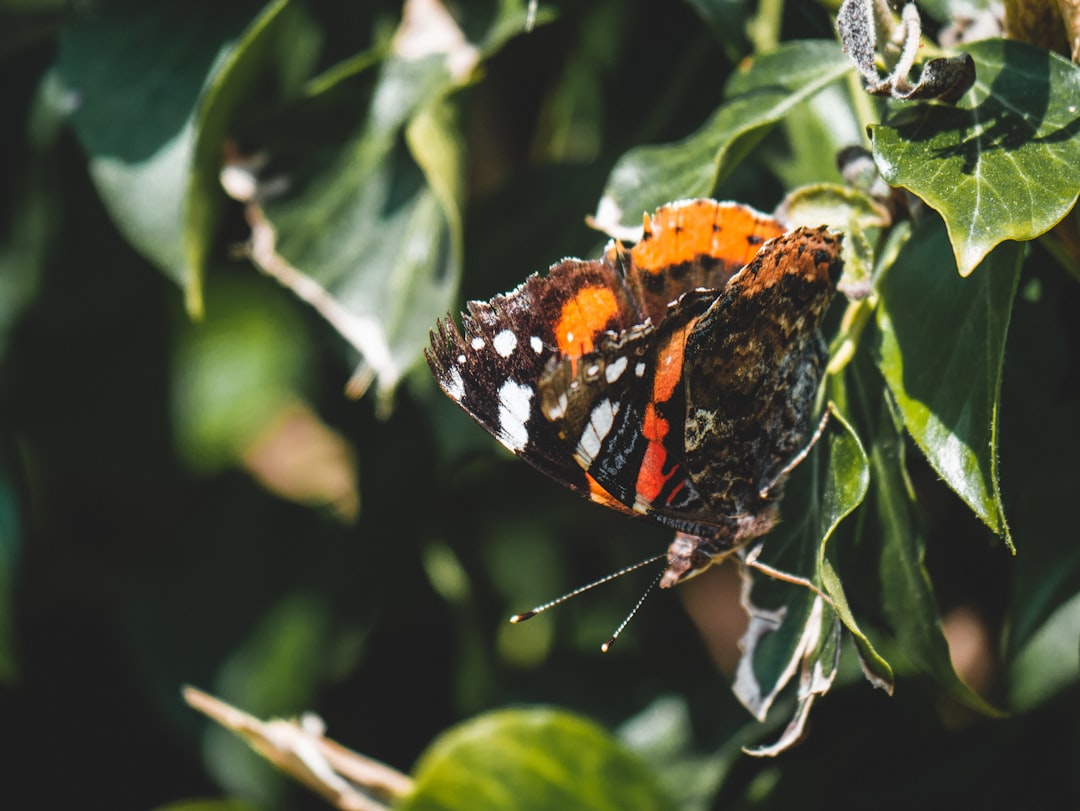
xmin=848 ymin=354 xmax=1003 ymax=716
xmin=186 ymin=0 xmax=316 ymax=314
xmin=778 ymin=183 xmax=892 ymax=297
xmin=814 ymin=398 xmax=892 ymax=690
xmin=230 ymin=0 xmax=533 ymax=409
xmin=869 ymin=39 xmax=1080 ymax=276
xmin=1001 ymin=282 xmax=1080 ymax=658
xmin=593 ymin=40 xmax=852 ymax=235
xmin=732 ymin=399 xmax=885 ymax=754
xmin=401 ymin=709 xmax=676 ymax=811
xmin=874 ymin=214 xmax=1020 ymax=544
xmin=58 ymin=0 xmax=275 ymax=316
xmin=739 ymin=595 xmax=842 ymax=757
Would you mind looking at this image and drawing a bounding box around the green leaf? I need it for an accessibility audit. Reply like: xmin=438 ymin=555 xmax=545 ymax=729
xmin=594 ymin=40 xmax=853 ymax=233
xmin=997 ymin=273 xmax=1080 ymax=658
xmin=617 ymin=696 xmax=730 ymax=810
xmin=764 ymin=84 xmax=865 ymax=190
xmin=779 ymin=183 xmax=890 ymax=232
xmin=848 ymin=353 xmax=1002 ymax=716
xmin=1005 ymin=404 xmax=1080 ymax=656
xmin=240 ymin=2 xmax=532 ymax=407
xmin=256 ymin=93 xmax=464 ymax=407
xmin=58 ymin=0 xmax=269 ymax=315
xmin=814 ymin=400 xmax=892 ymax=689
xmin=779 ymin=183 xmax=892 ymax=294
xmin=401 ymin=708 xmax=676 ymax=811
xmin=186 ymin=0 xmax=316 ymax=317
xmin=874 ymin=214 xmax=1019 ymax=543
xmin=869 ymin=39 xmax=1080 ymax=276
xmin=732 ymin=398 xmax=884 ymax=745
xmin=1008 ymin=590 xmax=1080 ymax=712
xmin=681 ymin=0 xmax=751 ymax=58
xmin=171 ymin=279 xmax=311 ymax=471
xmin=0 ymin=68 xmax=69 ymax=363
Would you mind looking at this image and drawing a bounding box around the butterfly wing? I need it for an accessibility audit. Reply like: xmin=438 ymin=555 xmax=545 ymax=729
xmin=426 ymin=257 xmax=643 ymax=504
xmin=626 ymin=200 xmax=786 ymax=326
xmin=682 ymin=226 xmax=843 ymax=528
xmin=537 ymin=289 xmax=741 ymax=539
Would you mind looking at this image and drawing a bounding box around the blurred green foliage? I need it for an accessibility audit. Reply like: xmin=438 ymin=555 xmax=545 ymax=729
xmin=2 ymin=0 xmax=1080 ymax=809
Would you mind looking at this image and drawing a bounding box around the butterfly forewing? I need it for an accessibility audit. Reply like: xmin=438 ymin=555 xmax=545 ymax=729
xmin=426 ymin=256 xmax=642 ymax=499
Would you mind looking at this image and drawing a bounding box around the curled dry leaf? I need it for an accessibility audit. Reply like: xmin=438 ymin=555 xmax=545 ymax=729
xmin=183 ymin=686 xmax=412 ymax=811
xmin=838 ymin=0 xmax=976 ymax=102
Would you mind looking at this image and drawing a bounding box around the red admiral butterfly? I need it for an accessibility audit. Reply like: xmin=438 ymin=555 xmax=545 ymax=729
xmin=427 ymin=199 xmax=841 ymax=598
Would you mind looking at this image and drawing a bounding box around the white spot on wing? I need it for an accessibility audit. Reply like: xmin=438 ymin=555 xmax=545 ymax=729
xmin=635 ymin=362 xmax=646 ymax=378
xmin=471 ymin=336 xmax=486 ymax=350
xmin=530 ymin=336 xmax=544 ymax=353
xmin=605 ymin=356 xmax=628 ymax=383
xmin=497 ymin=380 xmax=533 ymax=452
xmin=544 ymin=390 xmax=569 ymax=421
xmin=575 ymin=399 xmax=619 ymax=467
xmin=493 ymin=329 xmax=518 ymax=358
xmin=445 ymin=366 xmax=465 ymax=401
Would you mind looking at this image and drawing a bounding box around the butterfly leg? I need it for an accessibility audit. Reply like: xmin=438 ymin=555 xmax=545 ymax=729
xmin=740 ymin=544 xmax=835 ymax=610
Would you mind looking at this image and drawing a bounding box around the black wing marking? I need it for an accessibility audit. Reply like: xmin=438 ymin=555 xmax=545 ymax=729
xmin=426 ymin=257 xmax=641 ymax=499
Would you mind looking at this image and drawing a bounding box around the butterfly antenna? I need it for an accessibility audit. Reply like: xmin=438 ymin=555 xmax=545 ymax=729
xmin=601 ymin=568 xmax=665 ymax=653
xmin=509 ymin=554 xmax=665 ymax=623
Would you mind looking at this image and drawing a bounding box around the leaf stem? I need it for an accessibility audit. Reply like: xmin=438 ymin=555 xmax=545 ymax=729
xmin=845 ymin=71 xmax=879 ymax=139
xmin=828 ymin=297 xmax=875 ymax=375
xmin=748 ymin=0 xmax=784 ymax=53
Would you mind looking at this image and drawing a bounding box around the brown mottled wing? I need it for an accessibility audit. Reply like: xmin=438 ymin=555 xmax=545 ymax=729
xmin=681 ymin=226 xmax=843 ymax=530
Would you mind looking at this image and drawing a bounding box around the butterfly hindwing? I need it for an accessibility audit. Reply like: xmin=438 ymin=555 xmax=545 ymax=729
xmin=682 ymin=226 xmax=843 ymax=523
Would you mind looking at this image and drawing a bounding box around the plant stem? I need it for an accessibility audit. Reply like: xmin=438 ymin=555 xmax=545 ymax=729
xmin=748 ymin=0 xmax=784 ymax=53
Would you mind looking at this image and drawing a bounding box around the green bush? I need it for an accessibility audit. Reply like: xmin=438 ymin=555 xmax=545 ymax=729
xmin=2 ymin=0 xmax=1079 ymax=808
